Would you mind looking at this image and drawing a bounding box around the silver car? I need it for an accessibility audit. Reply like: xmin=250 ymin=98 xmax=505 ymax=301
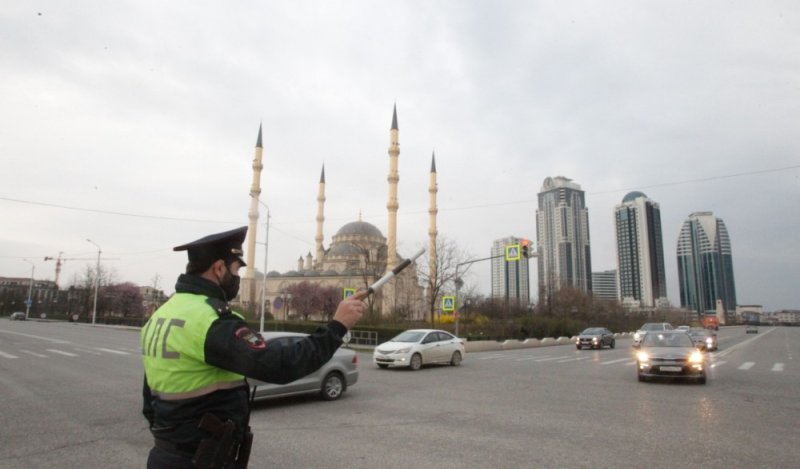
xmin=373 ymin=329 xmax=465 ymax=370
xmin=250 ymin=331 xmax=358 ymax=401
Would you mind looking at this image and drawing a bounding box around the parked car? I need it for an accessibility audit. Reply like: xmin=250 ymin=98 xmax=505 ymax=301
xmin=373 ymin=329 xmax=465 ymax=370
xmin=575 ymin=327 xmax=615 ymax=349
xmin=632 ymin=322 xmax=673 ymax=346
xmin=9 ymin=312 xmax=25 ymax=321
xmin=745 ymin=325 xmax=759 ymax=334
xmin=688 ymin=327 xmax=718 ymax=351
xmin=634 ymin=331 xmax=707 ymax=384
xmin=250 ymin=332 xmax=358 ymax=401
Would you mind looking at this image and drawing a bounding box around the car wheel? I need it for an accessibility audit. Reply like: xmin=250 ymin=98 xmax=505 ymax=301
xmin=450 ymin=351 xmax=462 ymax=366
xmin=409 ymin=353 xmax=422 ymax=371
xmin=576 ymin=345 xmax=581 ymax=350
xmin=610 ymin=340 xmax=615 ymax=349
xmin=320 ymin=372 xmax=345 ymax=401
xmin=638 ymin=373 xmax=646 ymax=382
xmin=697 ymin=375 xmax=707 ymax=385
xmin=377 ymin=364 xmax=388 ymax=369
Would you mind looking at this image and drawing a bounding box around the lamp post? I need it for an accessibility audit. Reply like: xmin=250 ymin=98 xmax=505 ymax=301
xmin=256 ymin=201 xmax=270 ymax=333
xmin=22 ymin=259 xmax=35 ymax=320
xmin=86 ymin=239 xmax=101 ymax=325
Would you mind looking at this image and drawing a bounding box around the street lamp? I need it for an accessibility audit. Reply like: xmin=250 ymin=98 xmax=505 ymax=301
xmin=256 ymin=201 xmax=270 ymax=333
xmin=22 ymin=259 xmax=35 ymax=320
xmin=86 ymin=239 xmax=101 ymax=325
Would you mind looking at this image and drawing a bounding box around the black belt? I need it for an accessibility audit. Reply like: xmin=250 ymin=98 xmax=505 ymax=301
xmin=154 ymin=438 xmax=200 ymax=455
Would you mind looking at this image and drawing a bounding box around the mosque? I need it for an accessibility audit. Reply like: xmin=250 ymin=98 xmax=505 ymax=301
xmin=237 ymin=106 xmax=438 ymax=321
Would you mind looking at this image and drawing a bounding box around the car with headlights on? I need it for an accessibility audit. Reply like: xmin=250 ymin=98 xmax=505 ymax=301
xmin=634 ymin=331 xmax=707 ymax=384
xmin=688 ymin=327 xmax=718 ymax=351
xmin=575 ymin=327 xmax=615 ymax=349
xmin=250 ymin=331 xmax=358 ymax=401
xmin=632 ymin=322 xmax=673 ymax=346
xmin=745 ymin=324 xmax=758 ymax=334
xmin=373 ymin=329 xmax=465 ymax=370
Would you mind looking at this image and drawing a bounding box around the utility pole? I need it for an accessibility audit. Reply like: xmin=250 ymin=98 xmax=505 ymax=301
xmin=86 ymin=239 xmax=101 ymax=325
xmin=22 ymin=259 xmax=35 ymax=320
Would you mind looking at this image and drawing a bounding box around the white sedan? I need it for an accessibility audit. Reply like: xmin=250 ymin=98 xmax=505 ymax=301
xmin=373 ymin=329 xmax=465 ymax=370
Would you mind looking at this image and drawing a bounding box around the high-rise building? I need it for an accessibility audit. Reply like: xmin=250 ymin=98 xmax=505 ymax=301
xmin=677 ymin=211 xmax=737 ymax=320
xmin=536 ymin=176 xmax=592 ymax=301
xmin=592 ymin=270 xmax=618 ymax=302
xmin=614 ymin=191 xmax=668 ymax=308
xmin=491 ymin=236 xmax=530 ymax=305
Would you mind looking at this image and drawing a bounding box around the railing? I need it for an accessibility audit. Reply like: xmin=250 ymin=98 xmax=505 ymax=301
xmin=347 ymin=329 xmax=378 ymax=347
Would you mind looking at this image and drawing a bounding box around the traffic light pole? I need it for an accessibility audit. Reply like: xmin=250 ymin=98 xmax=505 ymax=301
xmin=453 ymin=254 xmax=504 ymax=337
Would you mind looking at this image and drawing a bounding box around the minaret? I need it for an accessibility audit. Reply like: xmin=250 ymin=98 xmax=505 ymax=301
xmin=383 ymin=105 xmax=400 ymax=314
xmin=243 ymin=124 xmax=264 ymax=305
xmin=386 ymin=105 xmax=400 ymax=270
xmin=314 ymin=164 xmax=326 ymax=270
xmin=428 ymin=152 xmax=438 ymax=319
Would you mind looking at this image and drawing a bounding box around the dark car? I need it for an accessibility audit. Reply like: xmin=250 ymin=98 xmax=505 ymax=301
xmin=575 ymin=327 xmax=615 ymax=350
xmin=688 ymin=327 xmax=718 ymax=351
xmin=9 ymin=312 xmax=25 ymax=321
xmin=635 ymin=331 xmax=707 ymax=384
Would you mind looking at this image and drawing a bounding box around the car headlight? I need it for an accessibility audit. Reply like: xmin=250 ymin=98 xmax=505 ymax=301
xmin=705 ymin=338 xmax=713 ymax=345
xmin=395 ymin=347 xmax=411 ymax=354
xmin=689 ymin=351 xmax=703 ymax=364
xmin=634 ymin=332 xmax=641 ymax=341
xmin=592 ymin=337 xmax=599 ymax=343
xmin=636 ymin=351 xmax=649 ymax=362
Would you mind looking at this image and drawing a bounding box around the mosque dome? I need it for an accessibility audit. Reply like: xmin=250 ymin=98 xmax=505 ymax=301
xmin=622 ymin=191 xmax=648 ymax=203
xmin=335 ymin=220 xmax=384 ymax=239
xmin=327 ymin=242 xmax=366 ymax=258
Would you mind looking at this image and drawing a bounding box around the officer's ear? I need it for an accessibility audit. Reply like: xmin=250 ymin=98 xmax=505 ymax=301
xmin=210 ymin=259 xmax=227 ymax=278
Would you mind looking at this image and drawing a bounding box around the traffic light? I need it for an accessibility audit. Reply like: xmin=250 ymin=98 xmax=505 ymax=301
xmin=521 ymin=239 xmax=530 ymax=258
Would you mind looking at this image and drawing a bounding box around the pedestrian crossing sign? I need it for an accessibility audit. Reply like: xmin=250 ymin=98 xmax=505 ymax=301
xmin=506 ymin=243 xmax=521 ymax=261
xmin=442 ymin=296 xmax=455 ymax=312
xmin=343 ymin=288 xmax=356 ymax=299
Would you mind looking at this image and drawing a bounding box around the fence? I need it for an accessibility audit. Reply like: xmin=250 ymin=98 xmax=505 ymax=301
xmin=347 ymin=329 xmax=378 ymax=347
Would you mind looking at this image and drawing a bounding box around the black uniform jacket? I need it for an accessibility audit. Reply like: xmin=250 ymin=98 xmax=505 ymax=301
xmin=142 ymin=273 xmax=348 ymax=445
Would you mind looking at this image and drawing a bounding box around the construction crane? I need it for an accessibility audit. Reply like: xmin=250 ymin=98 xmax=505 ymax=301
xmin=43 ymin=252 xmax=118 ymax=288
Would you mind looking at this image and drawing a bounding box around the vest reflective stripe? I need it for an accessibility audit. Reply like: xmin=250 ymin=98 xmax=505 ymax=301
xmin=152 ymin=379 xmax=245 ymax=401
xmin=142 ymin=292 xmax=243 ymax=394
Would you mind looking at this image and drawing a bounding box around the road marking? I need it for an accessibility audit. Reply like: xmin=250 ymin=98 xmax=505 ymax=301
xmin=624 ymin=361 xmax=636 ymax=366
xmin=20 ymin=349 xmax=47 ymax=358
xmin=711 ymin=361 xmax=727 ymax=368
xmin=73 ymin=348 xmax=102 ymax=355
xmin=0 ymin=330 xmax=71 ymax=344
xmin=96 ymin=348 xmax=130 ymax=355
xmin=556 ymin=356 xmax=590 ymax=363
xmin=478 ymin=354 xmax=508 ymax=360
xmin=772 ymin=363 xmax=784 ymax=372
xmin=0 ymin=350 xmax=19 ymax=359
xmin=46 ymin=349 xmax=78 ymax=357
xmin=535 ymin=356 xmax=570 ymax=362
xmin=516 ymin=356 xmax=545 ymax=361
xmin=738 ymin=362 xmax=755 ymax=370
xmin=599 ymin=358 xmax=630 ymax=365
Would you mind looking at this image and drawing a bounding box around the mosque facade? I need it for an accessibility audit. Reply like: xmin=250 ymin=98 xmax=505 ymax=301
xmin=238 ymin=106 xmax=429 ymax=321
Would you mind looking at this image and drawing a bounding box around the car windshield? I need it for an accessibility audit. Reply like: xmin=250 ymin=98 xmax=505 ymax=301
xmin=581 ymin=328 xmax=603 ymax=335
xmin=688 ymin=328 xmax=710 ymax=337
xmin=642 ymin=332 xmax=694 ymax=347
xmin=391 ymin=331 xmax=426 ymax=343
xmin=641 ymin=323 xmax=666 ymax=331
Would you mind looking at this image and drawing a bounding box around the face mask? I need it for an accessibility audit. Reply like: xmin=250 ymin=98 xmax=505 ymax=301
xmin=218 ymin=264 xmax=241 ymax=300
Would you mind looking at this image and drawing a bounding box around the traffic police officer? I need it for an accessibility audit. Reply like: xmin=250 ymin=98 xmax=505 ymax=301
xmin=141 ymin=226 xmax=364 ymax=468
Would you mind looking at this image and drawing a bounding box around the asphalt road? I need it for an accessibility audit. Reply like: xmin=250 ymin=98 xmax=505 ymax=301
xmin=1 ymin=321 xmax=797 ymax=469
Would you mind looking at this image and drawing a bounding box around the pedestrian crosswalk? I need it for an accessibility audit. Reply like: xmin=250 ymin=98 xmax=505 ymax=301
xmin=0 ymin=346 xmax=137 ymax=359
xmin=470 ymin=351 xmax=792 ymax=373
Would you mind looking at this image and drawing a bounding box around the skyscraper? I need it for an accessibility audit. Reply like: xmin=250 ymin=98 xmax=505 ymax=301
xmin=677 ymin=211 xmax=737 ymax=319
xmin=536 ymin=176 xmax=592 ymax=301
xmin=491 ymin=236 xmax=530 ymax=305
xmin=614 ymin=191 xmax=668 ymax=308
xmin=592 ymin=270 xmax=618 ymax=302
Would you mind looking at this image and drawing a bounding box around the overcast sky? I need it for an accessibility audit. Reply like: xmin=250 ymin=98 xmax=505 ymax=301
xmin=2 ymin=1 xmax=798 ymax=311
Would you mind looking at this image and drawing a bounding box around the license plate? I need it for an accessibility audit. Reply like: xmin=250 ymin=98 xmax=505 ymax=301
xmin=660 ymin=366 xmax=682 ymax=372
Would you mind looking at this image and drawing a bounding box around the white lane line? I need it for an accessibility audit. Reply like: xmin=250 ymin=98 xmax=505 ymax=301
xmin=599 ymin=358 xmax=631 ymax=365
xmin=535 ymin=356 xmax=570 ymax=362
xmin=711 ymin=361 xmax=727 ymax=368
xmin=772 ymin=363 xmax=784 ymax=372
xmin=0 ymin=350 xmax=19 ymax=359
xmin=518 ymin=355 xmax=550 ymax=361
xmin=46 ymin=349 xmax=78 ymax=357
xmin=74 ymin=348 xmax=102 ymax=355
xmin=625 ymin=361 xmax=637 ymax=366
xmin=0 ymin=330 xmax=71 ymax=344
xmin=20 ymin=350 xmax=47 ymax=358
xmin=555 ymin=356 xmax=591 ymax=363
xmin=96 ymin=348 xmax=130 ymax=355
xmin=478 ymin=354 xmax=508 ymax=360
xmin=738 ymin=362 xmax=755 ymax=370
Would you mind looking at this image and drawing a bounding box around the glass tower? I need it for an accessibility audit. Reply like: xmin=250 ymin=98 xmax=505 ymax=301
xmin=490 ymin=236 xmax=530 ymax=305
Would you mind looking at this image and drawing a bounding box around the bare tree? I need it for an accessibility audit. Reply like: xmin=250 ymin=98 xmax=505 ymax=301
xmin=415 ymin=236 xmax=474 ymax=328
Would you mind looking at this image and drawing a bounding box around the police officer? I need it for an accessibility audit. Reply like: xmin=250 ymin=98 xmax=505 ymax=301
xmin=141 ymin=226 xmax=364 ymax=468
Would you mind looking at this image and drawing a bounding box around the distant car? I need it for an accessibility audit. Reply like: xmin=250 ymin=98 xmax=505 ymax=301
xmin=688 ymin=327 xmax=718 ymax=351
xmin=745 ymin=325 xmax=759 ymax=334
xmin=9 ymin=312 xmax=25 ymax=321
xmin=373 ymin=329 xmax=465 ymax=370
xmin=575 ymin=327 xmax=615 ymax=350
xmin=250 ymin=332 xmax=358 ymax=401
xmin=633 ymin=322 xmax=673 ymax=346
xmin=635 ymin=331 xmax=707 ymax=384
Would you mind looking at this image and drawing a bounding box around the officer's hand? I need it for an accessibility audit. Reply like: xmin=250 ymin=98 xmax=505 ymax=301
xmin=333 ymin=290 xmax=366 ymax=329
